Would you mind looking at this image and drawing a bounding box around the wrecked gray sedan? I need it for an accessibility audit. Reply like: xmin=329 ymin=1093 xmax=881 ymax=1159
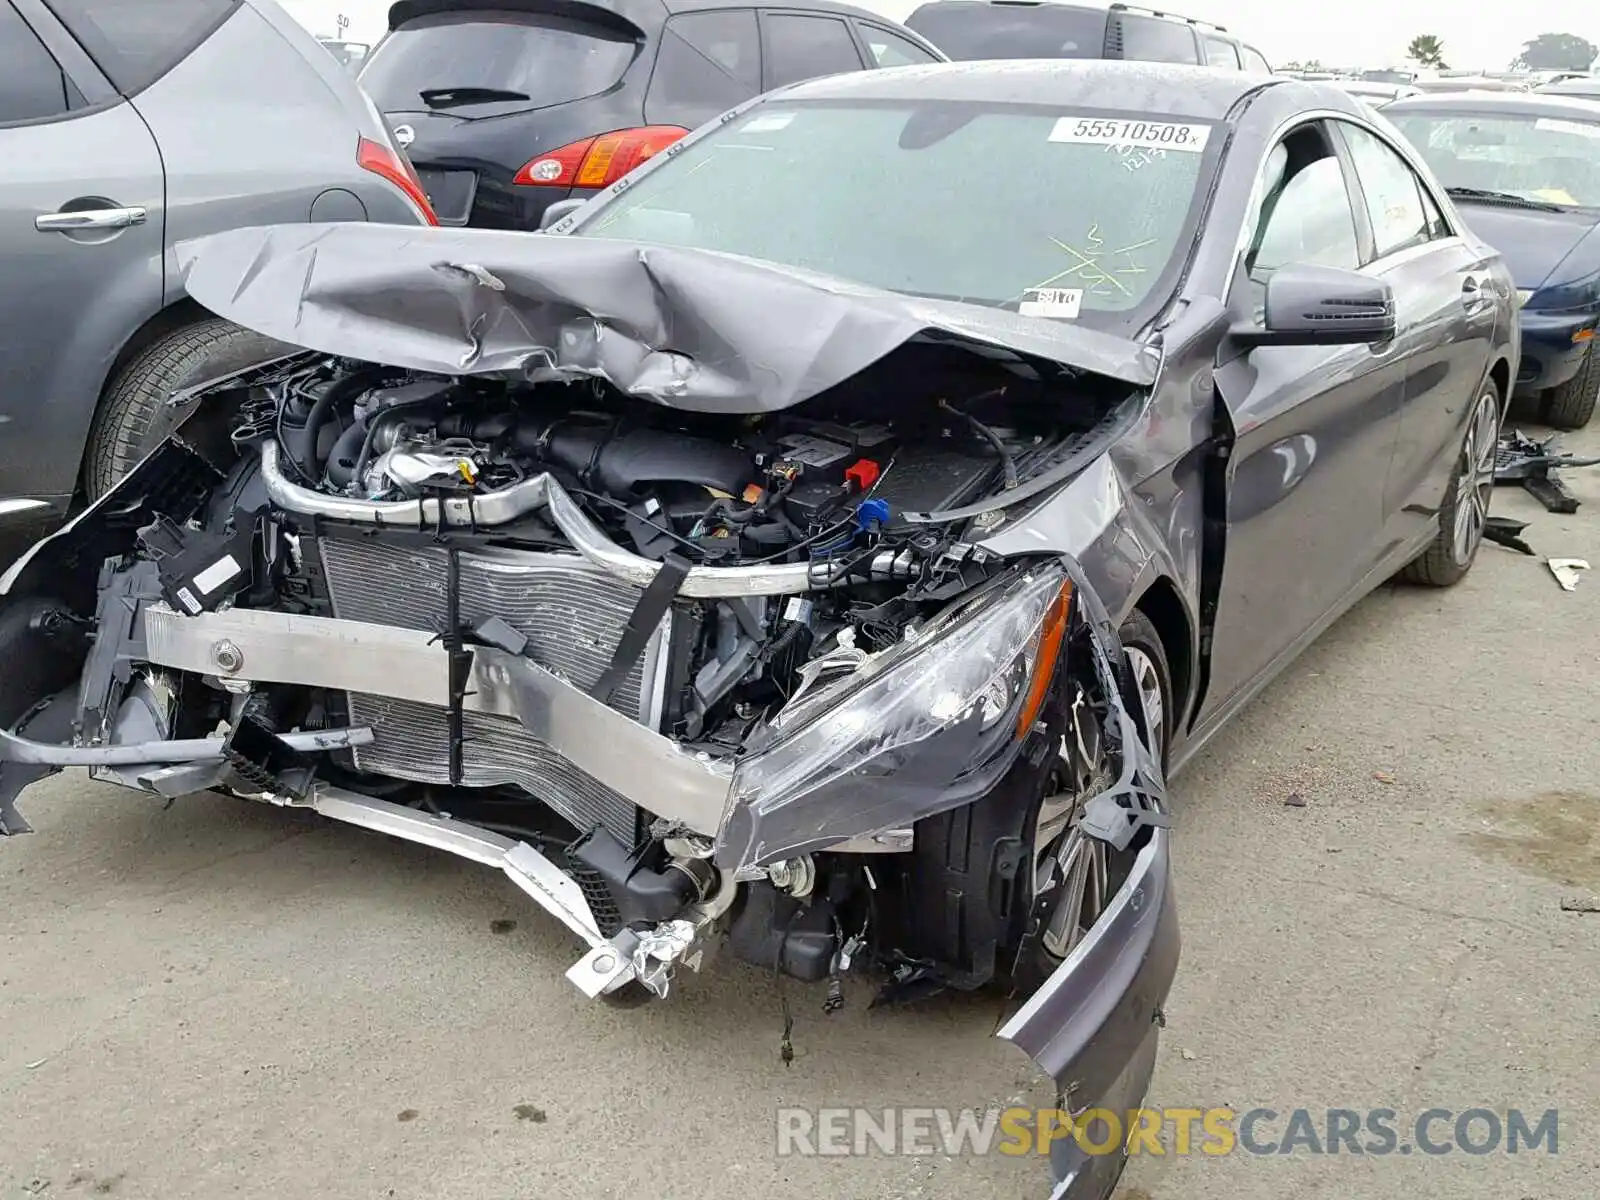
xmin=0 ymin=61 xmax=1516 ymax=1198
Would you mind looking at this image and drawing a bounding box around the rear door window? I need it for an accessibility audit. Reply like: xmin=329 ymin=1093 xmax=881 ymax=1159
xmin=857 ymin=23 xmax=940 ymax=67
xmin=905 ymin=3 xmax=1105 ymax=60
xmin=647 ymin=9 xmax=760 ymax=126
xmin=1201 ymin=35 xmax=1240 ymax=69
xmin=0 ymin=1 xmax=77 ymax=123
xmin=1112 ymin=12 xmax=1201 ymax=64
xmin=1338 ymin=122 xmax=1434 ymax=260
xmin=44 ymin=0 xmax=238 ymax=94
xmin=360 ymin=9 xmax=640 ymax=115
xmin=762 ymin=13 xmax=864 ymax=88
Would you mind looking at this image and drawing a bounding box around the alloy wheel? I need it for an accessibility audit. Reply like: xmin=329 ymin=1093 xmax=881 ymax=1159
xmin=1032 ymin=650 xmax=1166 ymax=961
xmin=1452 ymin=388 xmax=1500 ymax=565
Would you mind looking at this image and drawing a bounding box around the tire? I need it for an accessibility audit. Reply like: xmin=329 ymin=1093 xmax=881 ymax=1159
xmin=1114 ymin=610 xmax=1172 ymax=765
xmin=1540 ymin=341 xmax=1600 ymax=430
xmin=1008 ymin=611 xmax=1171 ymax=991
xmin=887 ymin=611 xmax=1172 ymax=991
xmin=84 ymin=318 xmax=291 ymax=500
xmin=1398 ymin=380 xmax=1502 ymax=587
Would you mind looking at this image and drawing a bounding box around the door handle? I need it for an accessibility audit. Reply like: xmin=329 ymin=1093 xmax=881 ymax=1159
xmin=35 ymin=206 xmax=147 ymax=232
xmin=1460 ymin=274 xmax=1494 ymax=314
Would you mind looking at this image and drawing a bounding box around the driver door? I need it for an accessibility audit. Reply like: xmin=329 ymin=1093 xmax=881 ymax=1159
xmin=1199 ymin=121 xmax=1406 ymax=721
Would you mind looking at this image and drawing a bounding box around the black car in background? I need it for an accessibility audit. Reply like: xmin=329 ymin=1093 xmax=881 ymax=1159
xmin=905 ymin=0 xmax=1271 ymax=72
xmin=361 ymin=0 xmax=945 ymax=230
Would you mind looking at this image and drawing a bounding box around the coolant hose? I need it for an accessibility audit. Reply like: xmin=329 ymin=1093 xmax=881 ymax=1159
xmin=291 ymin=367 xmax=386 ymax=480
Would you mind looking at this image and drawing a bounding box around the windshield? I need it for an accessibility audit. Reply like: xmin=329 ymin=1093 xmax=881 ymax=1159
xmin=572 ymin=101 xmax=1217 ymax=331
xmin=1388 ymin=110 xmax=1600 ymax=208
xmin=906 ymin=4 xmax=1106 ymax=60
xmin=360 ymin=10 xmax=639 ymax=114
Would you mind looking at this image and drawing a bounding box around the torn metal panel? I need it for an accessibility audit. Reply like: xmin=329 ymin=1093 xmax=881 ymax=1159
xmin=996 ymin=554 xmax=1174 ymax=1098
xmin=174 ymin=223 xmax=1156 ymax=414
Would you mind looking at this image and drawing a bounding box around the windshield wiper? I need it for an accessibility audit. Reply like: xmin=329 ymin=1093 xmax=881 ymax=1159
xmin=1445 ymin=186 xmax=1567 ymax=212
xmin=419 ymin=86 xmax=532 ymax=109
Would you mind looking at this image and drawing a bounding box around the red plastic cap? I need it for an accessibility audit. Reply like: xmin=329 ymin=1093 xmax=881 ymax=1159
xmin=845 ymin=459 xmax=881 ymax=491
xmin=357 ymin=136 xmax=439 ymax=225
xmin=514 ymin=126 xmax=688 ymax=189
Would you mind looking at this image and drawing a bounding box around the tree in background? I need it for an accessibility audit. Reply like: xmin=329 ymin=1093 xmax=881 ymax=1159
xmin=1512 ymin=32 xmax=1597 ymax=71
xmin=1407 ymin=35 xmax=1448 ymax=70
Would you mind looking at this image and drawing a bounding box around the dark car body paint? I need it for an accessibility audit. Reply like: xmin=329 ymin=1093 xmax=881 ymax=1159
xmin=4 ymin=63 xmax=1519 ymax=1198
xmin=370 ymin=0 xmax=945 ymax=230
xmin=1384 ymin=93 xmax=1600 ymax=394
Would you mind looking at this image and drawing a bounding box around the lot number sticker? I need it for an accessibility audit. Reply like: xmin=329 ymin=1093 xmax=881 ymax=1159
xmin=743 ymin=112 xmax=796 ymax=133
xmin=1535 ymin=117 xmax=1600 ymax=140
xmin=1050 ymin=118 xmax=1210 ymax=152
xmin=1019 ymin=288 xmax=1083 ymax=319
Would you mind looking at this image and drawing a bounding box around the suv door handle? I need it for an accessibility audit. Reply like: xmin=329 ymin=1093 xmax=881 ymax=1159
xmin=35 ymin=206 xmax=147 ymax=232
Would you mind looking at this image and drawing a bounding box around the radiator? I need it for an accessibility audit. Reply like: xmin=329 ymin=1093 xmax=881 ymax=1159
xmin=316 ymin=535 xmax=669 ymax=845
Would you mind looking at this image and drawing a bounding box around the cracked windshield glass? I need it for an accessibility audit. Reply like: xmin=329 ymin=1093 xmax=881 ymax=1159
xmin=1388 ymin=110 xmax=1600 ymax=208
xmin=577 ymin=101 xmax=1216 ymax=329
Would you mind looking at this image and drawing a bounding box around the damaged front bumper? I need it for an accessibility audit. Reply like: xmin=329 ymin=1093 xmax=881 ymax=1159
xmin=0 ymin=444 xmax=1177 ymax=1152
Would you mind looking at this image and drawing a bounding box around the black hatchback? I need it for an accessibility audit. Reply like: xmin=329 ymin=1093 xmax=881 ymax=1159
xmin=361 ymin=0 xmax=946 ymax=230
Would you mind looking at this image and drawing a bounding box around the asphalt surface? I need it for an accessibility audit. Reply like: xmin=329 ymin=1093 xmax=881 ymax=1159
xmin=3 ymin=419 xmax=1597 ymax=1200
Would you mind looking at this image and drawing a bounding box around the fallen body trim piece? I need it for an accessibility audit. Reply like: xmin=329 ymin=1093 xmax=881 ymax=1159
xmin=140 ymin=604 xmax=732 ymax=835
xmin=308 ymin=785 xmax=604 ymax=945
xmin=997 ymin=827 xmax=1177 ymax=1089
xmin=269 ymin=782 xmax=713 ymax=1000
xmin=257 ymin=441 xmax=911 ymax=597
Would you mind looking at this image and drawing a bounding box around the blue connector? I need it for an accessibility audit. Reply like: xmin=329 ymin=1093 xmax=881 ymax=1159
xmin=855 ymin=498 xmax=891 ymax=534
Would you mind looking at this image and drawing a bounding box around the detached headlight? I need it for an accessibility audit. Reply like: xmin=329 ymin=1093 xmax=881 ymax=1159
xmin=715 ymin=570 xmax=1074 ymax=870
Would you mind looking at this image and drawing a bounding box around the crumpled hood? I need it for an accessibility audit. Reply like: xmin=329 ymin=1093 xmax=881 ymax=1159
xmin=175 ymin=223 xmax=1156 ymax=414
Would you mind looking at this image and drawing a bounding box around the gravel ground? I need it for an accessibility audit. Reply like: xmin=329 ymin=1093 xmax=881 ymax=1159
xmin=2 ymin=420 xmax=1596 ymax=1200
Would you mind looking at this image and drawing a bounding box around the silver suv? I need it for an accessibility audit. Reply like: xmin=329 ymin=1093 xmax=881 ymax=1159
xmin=0 ymin=0 xmax=432 ymax=543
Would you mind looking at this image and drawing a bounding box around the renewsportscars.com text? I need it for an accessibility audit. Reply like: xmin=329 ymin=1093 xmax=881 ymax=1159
xmin=775 ymin=1106 xmax=1559 ymax=1158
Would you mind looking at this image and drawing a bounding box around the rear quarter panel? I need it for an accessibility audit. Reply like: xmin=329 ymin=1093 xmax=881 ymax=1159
xmin=138 ymin=0 xmax=420 ymax=307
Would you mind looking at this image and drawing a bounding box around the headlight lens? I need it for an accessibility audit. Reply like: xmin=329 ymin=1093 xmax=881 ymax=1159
xmin=1517 ymin=288 xmax=1534 ymax=309
xmin=720 ymin=570 xmax=1073 ymax=867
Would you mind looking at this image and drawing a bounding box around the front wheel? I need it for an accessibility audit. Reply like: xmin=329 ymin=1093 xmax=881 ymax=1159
xmin=84 ymin=319 xmax=291 ymax=500
xmin=1010 ymin=611 xmax=1171 ymax=990
xmin=1398 ymin=381 xmax=1501 ymax=587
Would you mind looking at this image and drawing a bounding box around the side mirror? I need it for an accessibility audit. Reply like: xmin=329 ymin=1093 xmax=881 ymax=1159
xmin=1234 ymin=263 xmax=1396 ymax=347
xmin=538 ymin=198 xmax=587 ymax=231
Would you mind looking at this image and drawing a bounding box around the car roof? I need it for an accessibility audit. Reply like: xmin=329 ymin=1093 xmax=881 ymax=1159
xmin=776 ymin=57 xmax=1295 ymax=116
xmin=1385 ymin=91 xmax=1600 ymax=119
xmin=389 ymin=0 xmax=939 ymax=38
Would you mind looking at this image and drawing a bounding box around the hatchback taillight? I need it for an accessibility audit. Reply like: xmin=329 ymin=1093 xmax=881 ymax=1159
xmin=357 ymin=136 xmax=439 ymax=225
xmin=513 ymin=126 xmax=689 ymax=189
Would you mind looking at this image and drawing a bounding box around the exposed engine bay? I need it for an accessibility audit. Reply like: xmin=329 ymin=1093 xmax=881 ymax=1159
xmin=0 ymin=341 xmax=1163 ymax=1008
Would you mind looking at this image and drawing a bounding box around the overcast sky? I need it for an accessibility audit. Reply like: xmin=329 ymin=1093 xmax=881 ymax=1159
xmin=279 ymin=0 xmax=1597 ymax=72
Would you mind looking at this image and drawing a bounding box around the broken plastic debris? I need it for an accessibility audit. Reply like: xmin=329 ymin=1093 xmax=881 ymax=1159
xmin=1547 ymin=558 xmax=1590 ymax=591
xmin=1559 ymin=894 xmax=1600 ymax=913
